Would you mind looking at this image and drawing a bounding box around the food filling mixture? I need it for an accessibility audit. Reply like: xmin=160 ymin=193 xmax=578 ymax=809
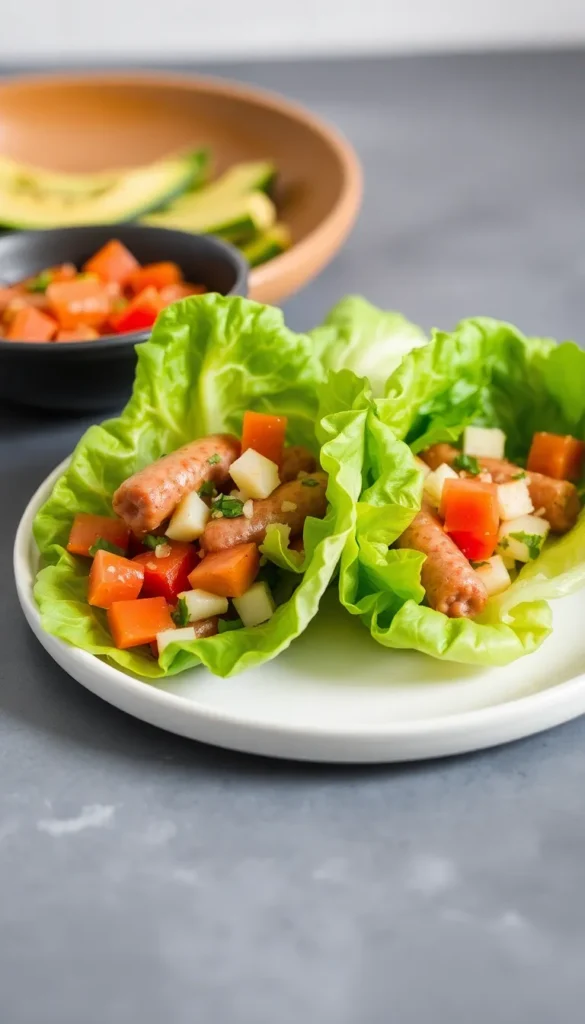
xmin=64 ymin=411 xmax=327 ymax=656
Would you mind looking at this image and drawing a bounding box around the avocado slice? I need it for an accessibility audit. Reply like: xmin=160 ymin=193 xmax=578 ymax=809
xmin=144 ymin=190 xmax=276 ymax=244
xmin=0 ymin=150 xmax=208 ymax=230
xmin=240 ymin=223 xmax=291 ymax=267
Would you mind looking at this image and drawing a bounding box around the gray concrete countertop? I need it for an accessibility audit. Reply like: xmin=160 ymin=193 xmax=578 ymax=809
xmin=2 ymin=52 xmax=585 ymax=1024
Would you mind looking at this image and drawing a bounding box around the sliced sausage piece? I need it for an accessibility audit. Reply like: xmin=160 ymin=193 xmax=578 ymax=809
xmin=396 ymin=502 xmax=488 ymax=618
xmin=201 ymin=472 xmax=328 ymax=553
xmin=113 ymin=434 xmax=240 ymax=535
xmin=279 ymin=446 xmax=318 ymax=483
xmin=421 ymin=443 xmax=579 ymax=533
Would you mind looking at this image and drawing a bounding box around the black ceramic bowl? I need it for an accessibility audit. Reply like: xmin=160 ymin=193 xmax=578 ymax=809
xmin=0 ymin=225 xmax=248 ymax=413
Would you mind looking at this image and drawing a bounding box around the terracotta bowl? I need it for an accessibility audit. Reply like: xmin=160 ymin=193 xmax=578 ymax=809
xmin=0 ymin=72 xmax=362 ymax=305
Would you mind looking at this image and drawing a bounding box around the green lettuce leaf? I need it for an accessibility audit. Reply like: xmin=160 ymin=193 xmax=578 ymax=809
xmin=339 ymin=316 xmax=585 ymax=665
xmin=310 ymin=296 xmax=427 ymax=397
xmin=33 ymin=294 xmax=356 ymax=679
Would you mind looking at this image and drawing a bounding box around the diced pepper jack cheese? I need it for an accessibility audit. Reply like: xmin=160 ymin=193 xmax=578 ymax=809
xmin=423 ymin=462 xmax=458 ymax=508
xmin=497 ymin=514 xmax=550 ymax=563
xmin=165 ymin=490 xmax=210 ymax=542
xmin=230 ymin=447 xmax=280 ymax=500
xmin=178 ymin=588 xmax=229 ymax=622
xmin=463 ymin=426 xmax=506 ymax=460
xmin=497 ymin=479 xmax=534 ymax=521
xmin=473 ymin=555 xmax=512 ymax=597
xmin=414 ymin=456 xmax=430 ymax=479
xmin=156 ymin=626 xmax=196 ymax=653
xmin=233 ymin=580 xmax=276 ymax=628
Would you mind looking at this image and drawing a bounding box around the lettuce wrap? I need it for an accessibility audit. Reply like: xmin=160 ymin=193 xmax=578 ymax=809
xmin=338 ymin=316 xmax=585 ymax=666
xmin=33 ymin=294 xmax=365 ymax=679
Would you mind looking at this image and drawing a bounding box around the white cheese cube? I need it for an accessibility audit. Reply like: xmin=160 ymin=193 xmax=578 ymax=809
xmin=233 ymin=581 xmax=276 ymax=628
xmin=500 ymin=551 xmax=517 ymax=571
xmin=498 ymin=514 xmax=550 ymax=563
xmin=473 ymin=555 xmax=512 ymax=597
xmin=230 ymin=448 xmax=280 ymax=500
xmin=165 ymin=490 xmax=210 ymax=542
xmin=414 ymin=456 xmax=430 ymax=479
xmin=179 ymin=589 xmax=228 ymax=622
xmin=497 ymin=479 xmax=534 ymax=521
xmin=156 ymin=626 xmax=196 ymax=654
xmin=423 ymin=462 xmax=458 ymax=508
xmin=463 ymin=426 xmax=506 ymax=460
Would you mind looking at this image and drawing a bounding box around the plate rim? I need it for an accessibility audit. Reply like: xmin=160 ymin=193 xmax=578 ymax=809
xmin=14 ymin=459 xmax=585 ymax=762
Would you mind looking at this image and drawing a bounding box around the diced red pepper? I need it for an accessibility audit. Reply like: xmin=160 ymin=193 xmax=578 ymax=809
xmin=527 ymin=431 xmax=585 ymax=482
xmin=109 ymin=286 xmax=163 ymax=334
xmin=132 ymin=541 xmax=199 ymax=603
xmin=442 ymin=477 xmax=499 ymax=562
xmin=449 ymin=531 xmax=498 ymax=561
xmin=241 ymin=411 xmax=288 ymax=467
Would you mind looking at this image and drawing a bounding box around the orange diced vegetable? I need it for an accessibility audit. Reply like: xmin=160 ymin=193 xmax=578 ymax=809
xmin=47 ymin=278 xmax=110 ymax=330
xmin=128 ymin=261 xmax=182 ymax=294
xmin=159 ymin=282 xmax=206 ymax=306
xmin=107 ymin=596 xmax=174 ymax=649
xmin=133 ymin=541 xmax=199 ymax=603
xmin=56 ymin=326 xmax=100 ymax=342
xmin=48 ymin=263 xmax=77 ymax=283
xmin=527 ymin=432 xmax=585 ymax=481
xmin=88 ymin=550 xmax=144 ymax=609
xmin=67 ymin=513 xmax=130 ymax=558
xmin=0 ymin=285 xmax=24 ymax=313
xmin=188 ymin=542 xmax=260 ymax=598
xmin=83 ymin=239 xmax=140 ymax=285
xmin=442 ymin=478 xmax=499 ymax=561
xmin=241 ymin=411 xmax=288 ymax=467
xmin=109 ymin=286 xmax=163 ymax=334
xmin=5 ymin=306 xmax=57 ymax=342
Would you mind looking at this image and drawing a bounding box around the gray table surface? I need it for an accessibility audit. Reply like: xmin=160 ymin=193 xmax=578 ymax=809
xmin=2 ymin=51 xmax=585 ymax=1024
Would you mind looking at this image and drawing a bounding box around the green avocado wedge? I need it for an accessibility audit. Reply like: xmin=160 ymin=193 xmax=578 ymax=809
xmin=240 ymin=223 xmax=291 ymax=267
xmin=0 ymin=149 xmax=208 ymax=230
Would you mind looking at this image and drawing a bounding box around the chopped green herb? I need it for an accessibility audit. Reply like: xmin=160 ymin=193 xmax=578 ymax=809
xmin=88 ymin=537 xmax=125 ymax=557
xmin=198 ymin=480 xmax=215 ymax=497
xmin=509 ymin=531 xmax=544 ymax=561
xmin=453 ymin=453 xmax=481 ymax=476
xmin=26 ymin=270 xmax=53 ymax=294
xmin=207 ymin=453 xmax=221 ymax=465
xmin=211 ymin=494 xmax=244 ymax=519
xmin=301 ymin=478 xmax=319 ymax=487
xmin=172 ymin=596 xmax=190 ymax=627
xmin=498 ymin=537 xmax=509 ymax=550
xmin=143 ymin=534 xmax=167 ymax=550
xmin=470 ymin=560 xmax=489 ymax=569
xmin=218 ymin=617 xmax=244 ymax=634
xmin=512 ymin=471 xmax=527 ymax=481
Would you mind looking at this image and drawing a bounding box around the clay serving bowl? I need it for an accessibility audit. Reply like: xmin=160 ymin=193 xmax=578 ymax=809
xmin=0 ymin=72 xmax=362 ymax=305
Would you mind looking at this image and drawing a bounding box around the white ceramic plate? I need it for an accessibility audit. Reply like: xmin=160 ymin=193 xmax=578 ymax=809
xmin=14 ymin=461 xmax=585 ymax=763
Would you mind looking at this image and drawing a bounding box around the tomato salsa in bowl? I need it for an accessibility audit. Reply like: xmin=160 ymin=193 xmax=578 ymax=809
xmin=0 ymin=224 xmax=248 ymax=412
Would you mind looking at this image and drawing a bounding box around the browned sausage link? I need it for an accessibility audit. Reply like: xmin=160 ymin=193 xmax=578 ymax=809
xmin=112 ymin=434 xmax=240 ymax=535
xmin=396 ymin=503 xmax=488 ymax=618
xmin=420 ymin=443 xmax=579 ymax=533
xmin=279 ymin=446 xmax=318 ymax=484
xmin=202 ymin=472 xmax=328 ymax=553
xmin=193 ymin=616 xmax=219 ymax=640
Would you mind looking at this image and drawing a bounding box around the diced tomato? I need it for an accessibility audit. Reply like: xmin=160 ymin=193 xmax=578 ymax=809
xmin=5 ymin=306 xmax=57 ymax=342
xmin=46 ymin=278 xmax=110 ymax=330
xmin=442 ymin=478 xmax=499 ymax=561
xmin=241 ymin=411 xmax=288 ymax=467
xmin=132 ymin=541 xmax=199 ymax=603
xmin=67 ymin=513 xmax=130 ymax=558
xmin=527 ymin=431 xmax=585 ymax=482
xmin=187 ymin=542 xmax=260 ymax=598
xmin=55 ymin=326 xmax=100 ymax=342
xmin=159 ymin=282 xmax=206 ymax=307
xmin=128 ymin=261 xmax=183 ymax=294
xmin=0 ymin=286 xmax=25 ymax=313
xmin=109 ymin=286 xmax=163 ymax=334
xmin=107 ymin=596 xmax=174 ymax=649
xmin=83 ymin=239 xmax=140 ymax=285
xmin=48 ymin=263 xmax=77 ymax=283
xmin=88 ymin=550 xmax=144 ymax=609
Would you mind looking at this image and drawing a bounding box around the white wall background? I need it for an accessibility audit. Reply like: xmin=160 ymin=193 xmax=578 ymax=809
xmin=2 ymin=0 xmax=585 ymax=61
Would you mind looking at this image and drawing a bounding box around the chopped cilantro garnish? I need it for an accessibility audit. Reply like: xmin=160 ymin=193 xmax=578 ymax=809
xmin=143 ymin=534 xmax=167 ymax=550
xmin=512 ymin=471 xmax=527 ymax=480
xmin=172 ymin=596 xmax=190 ymax=627
xmin=198 ymin=480 xmax=215 ymax=497
xmin=211 ymin=494 xmax=244 ymax=519
xmin=470 ymin=560 xmax=489 ymax=569
xmin=453 ymin=453 xmax=481 ymax=476
xmin=207 ymin=453 xmax=221 ymax=465
xmin=301 ymin=478 xmax=319 ymax=487
xmin=88 ymin=536 xmax=125 ymax=557
xmin=218 ymin=617 xmax=244 ymax=634
xmin=509 ymin=531 xmax=544 ymax=560
xmin=26 ymin=270 xmax=53 ymax=293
